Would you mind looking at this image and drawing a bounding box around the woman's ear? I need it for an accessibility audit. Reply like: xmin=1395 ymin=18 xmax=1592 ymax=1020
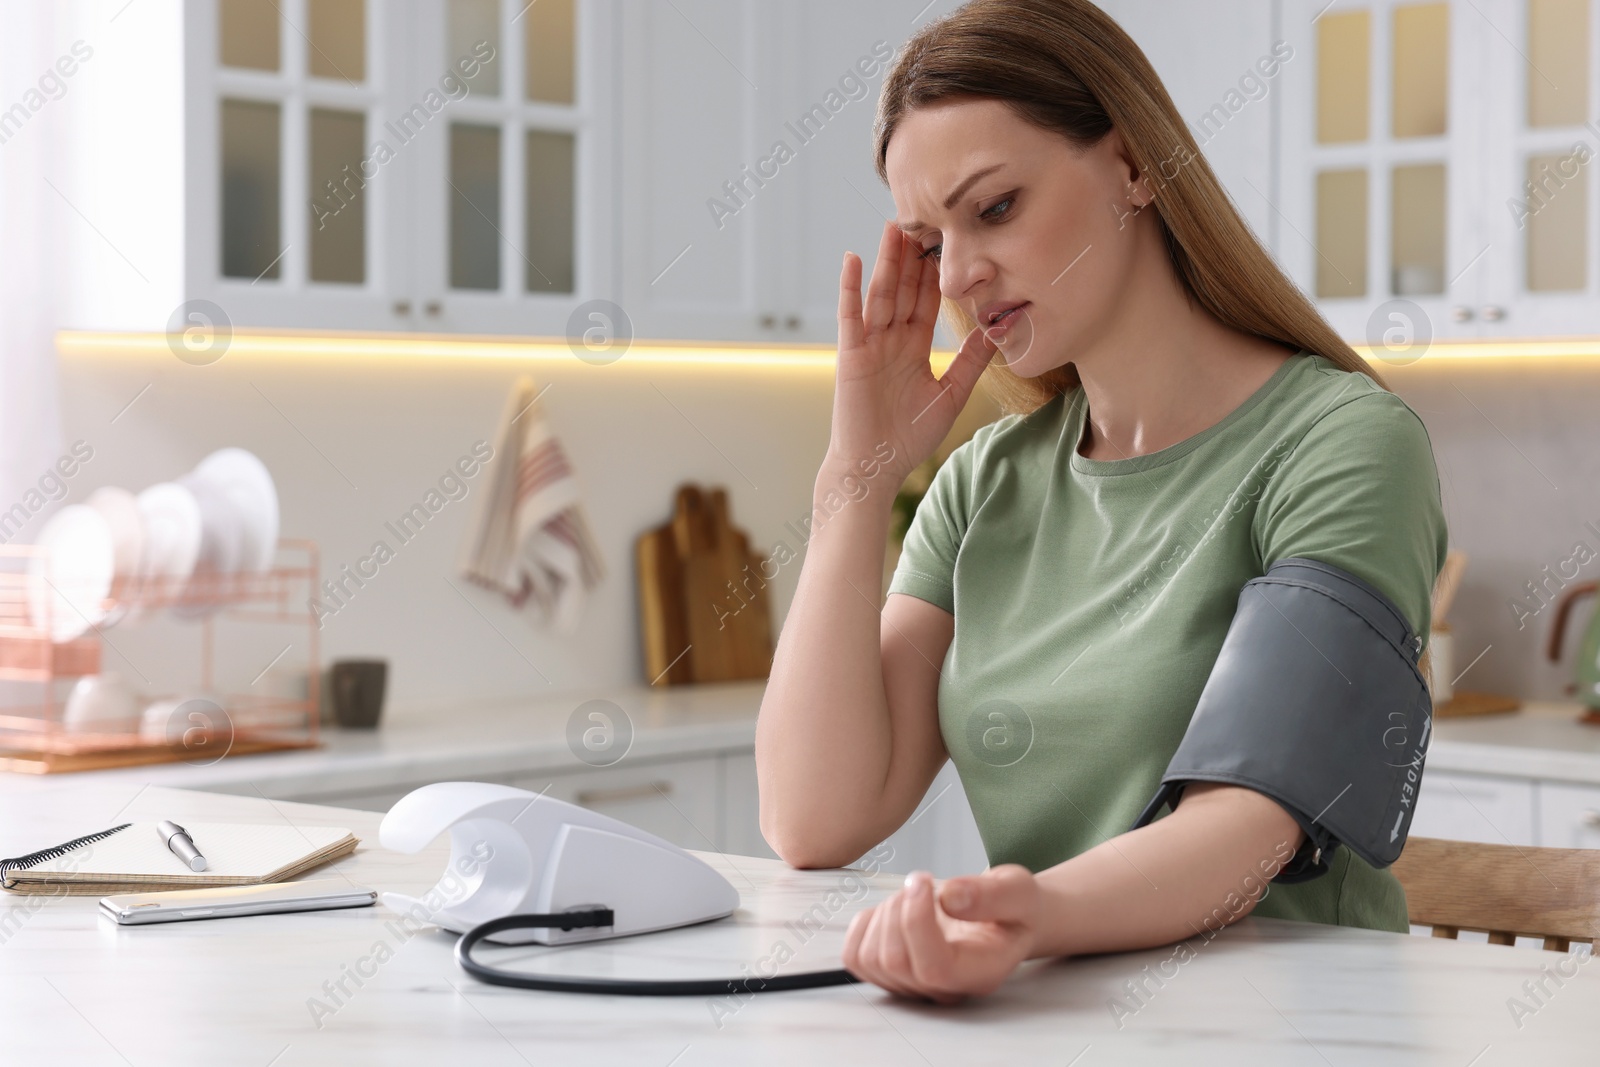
xmin=1102 ymin=126 xmax=1157 ymax=210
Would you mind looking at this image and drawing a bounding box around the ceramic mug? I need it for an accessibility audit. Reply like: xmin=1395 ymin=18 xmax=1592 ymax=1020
xmin=329 ymin=659 xmax=388 ymax=729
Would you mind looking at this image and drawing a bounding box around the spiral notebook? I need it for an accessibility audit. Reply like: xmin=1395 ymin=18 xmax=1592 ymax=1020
xmin=0 ymin=822 xmax=359 ymax=896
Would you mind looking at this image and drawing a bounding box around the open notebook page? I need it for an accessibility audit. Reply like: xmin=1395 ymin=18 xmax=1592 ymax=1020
xmin=15 ymin=823 xmax=355 ymax=883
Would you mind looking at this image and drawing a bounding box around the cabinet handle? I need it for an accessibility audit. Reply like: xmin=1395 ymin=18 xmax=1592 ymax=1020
xmin=784 ymin=315 xmax=800 ymax=330
xmin=424 ymin=300 xmax=442 ymax=317
xmin=1480 ymin=306 xmax=1506 ymax=322
xmin=1451 ymin=306 xmax=1474 ymax=323
xmin=393 ymin=300 xmax=412 ymax=317
xmin=759 ymin=314 xmax=777 ymax=329
xmin=1582 ymin=809 xmax=1600 ymax=830
xmin=576 ymin=781 xmax=672 ymax=807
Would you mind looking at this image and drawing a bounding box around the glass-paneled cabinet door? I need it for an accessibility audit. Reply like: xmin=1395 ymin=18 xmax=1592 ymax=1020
xmin=404 ymin=0 xmax=615 ymax=336
xmin=1278 ymin=0 xmax=1488 ymax=347
xmin=1477 ymin=0 xmax=1598 ymax=336
xmin=187 ymin=0 xmax=415 ymax=329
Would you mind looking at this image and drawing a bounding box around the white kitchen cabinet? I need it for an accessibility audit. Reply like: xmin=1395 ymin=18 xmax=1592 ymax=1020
xmin=875 ymin=761 xmax=990 ymax=878
xmin=181 ymin=0 xmax=409 ymax=332
xmin=614 ymin=0 xmax=969 ymax=345
xmin=1474 ymin=0 xmax=1600 ymax=338
xmin=718 ymin=749 xmax=779 ymax=861
xmin=398 ymin=0 xmax=617 ymax=336
xmin=1410 ymin=769 xmax=1539 ymax=844
xmin=505 ymin=755 xmax=722 ymax=853
xmin=276 ymin=753 xmax=723 ymax=853
xmin=1276 ymin=0 xmax=1598 ymax=345
xmin=719 ymin=750 xmax=988 ymax=877
xmin=762 ymin=2 xmax=964 ymax=347
xmin=1535 ymin=781 xmax=1600 ymax=848
xmin=65 ymin=1 xmax=1595 ymax=345
xmin=1278 ymin=0 xmax=1486 ymax=343
xmin=70 ymin=0 xmax=612 ymax=335
xmin=188 ymin=0 xmax=614 ymax=335
xmin=286 ymin=782 xmax=420 ymax=812
xmin=612 ymin=0 xmax=780 ymax=343
xmin=1096 ymin=0 xmax=1281 ymax=250
xmin=290 ymin=753 xmax=721 ymax=849
xmin=615 ymin=0 xmax=1593 ymax=349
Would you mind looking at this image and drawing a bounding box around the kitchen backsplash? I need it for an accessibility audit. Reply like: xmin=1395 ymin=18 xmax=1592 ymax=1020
xmin=46 ymin=344 xmax=1599 ymax=715
xmin=51 ymin=347 xmax=845 ymax=713
xmin=1386 ymin=361 xmax=1600 ymax=705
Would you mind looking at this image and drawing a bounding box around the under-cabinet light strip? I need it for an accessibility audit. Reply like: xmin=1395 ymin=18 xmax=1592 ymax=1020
xmin=55 ymin=330 xmax=1600 ymax=368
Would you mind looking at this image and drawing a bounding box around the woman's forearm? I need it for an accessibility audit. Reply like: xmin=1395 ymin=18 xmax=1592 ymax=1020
xmin=760 ymin=223 xmax=990 ymax=868
xmin=839 ymin=783 xmax=1309 ymax=1000
xmin=756 ymin=453 xmax=906 ymax=863
xmin=1027 ymin=784 xmax=1307 ymax=959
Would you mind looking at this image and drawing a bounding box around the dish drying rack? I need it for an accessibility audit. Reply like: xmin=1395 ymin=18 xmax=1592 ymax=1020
xmin=0 ymin=539 xmax=321 ymax=773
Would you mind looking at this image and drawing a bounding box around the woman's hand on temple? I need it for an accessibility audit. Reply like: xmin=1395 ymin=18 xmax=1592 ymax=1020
xmin=841 ymin=864 xmax=1044 ymax=1003
xmin=832 ymin=219 xmax=997 ymax=483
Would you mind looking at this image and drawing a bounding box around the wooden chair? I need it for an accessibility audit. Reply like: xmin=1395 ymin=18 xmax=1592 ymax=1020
xmin=1391 ymin=837 xmax=1600 ymax=951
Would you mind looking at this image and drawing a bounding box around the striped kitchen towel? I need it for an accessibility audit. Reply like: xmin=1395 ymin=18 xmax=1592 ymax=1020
xmin=459 ymin=376 xmax=605 ymax=633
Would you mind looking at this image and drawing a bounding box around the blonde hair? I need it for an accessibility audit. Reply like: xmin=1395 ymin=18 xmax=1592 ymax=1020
xmin=872 ymin=0 xmax=1385 ymax=415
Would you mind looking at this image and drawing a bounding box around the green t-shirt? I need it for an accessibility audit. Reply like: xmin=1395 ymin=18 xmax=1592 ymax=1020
xmin=887 ymin=350 xmax=1448 ymax=933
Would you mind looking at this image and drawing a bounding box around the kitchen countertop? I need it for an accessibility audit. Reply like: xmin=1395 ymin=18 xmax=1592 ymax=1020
xmin=3 ymin=783 xmax=1595 ymax=1065
xmin=4 ymin=688 xmax=1599 ymax=807
xmin=0 ymin=680 xmax=768 ymax=802
xmin=1428 ymin=699 xmax=1600 ymax=784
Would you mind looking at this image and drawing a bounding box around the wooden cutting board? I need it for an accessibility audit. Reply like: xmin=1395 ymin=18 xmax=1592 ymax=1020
xmin=1433 ymin=691 xmax=1522 ymax=718
xmin=636 ymin=484 xmax=773 ymax=686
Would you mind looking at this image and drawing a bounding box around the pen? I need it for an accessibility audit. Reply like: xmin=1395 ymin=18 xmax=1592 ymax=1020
xmin=157 ymin=820 xmax=207 ymax=872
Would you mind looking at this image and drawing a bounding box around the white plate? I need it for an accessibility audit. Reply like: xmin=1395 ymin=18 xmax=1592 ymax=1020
xmin=177 ymin=470 xmax=243 ymax=588
xmin=26 ymin=504 xmax=115 ymax=642
xmin=140 ymin=693 xmax=228 ymax=744
xmin=86 ymin=487 xmax=144 ymax=579
xmin=194 ymin=448 xmax=279 ymax=573
xmin=136 ymin=482 xmax=203 ymax=602
xmin=86 ymin=487 xmax=145 ymax=612
xmin=63 ymin=672 xmax=141 ymax=732
xmin=172 ymin=471 xmax=245 ymax=618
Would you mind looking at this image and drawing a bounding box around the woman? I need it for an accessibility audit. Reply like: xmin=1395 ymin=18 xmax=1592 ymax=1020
xmin=753 ymin=0 xmax=1448 ymax=1003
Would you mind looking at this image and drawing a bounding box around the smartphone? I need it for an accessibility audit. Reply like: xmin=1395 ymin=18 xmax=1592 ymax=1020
xmin=99 ymin=878 xmax=377 ymax=925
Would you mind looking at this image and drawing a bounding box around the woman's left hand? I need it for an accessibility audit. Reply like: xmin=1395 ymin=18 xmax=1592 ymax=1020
xmin=841 ymin=864 xmax=1045 ymax=1003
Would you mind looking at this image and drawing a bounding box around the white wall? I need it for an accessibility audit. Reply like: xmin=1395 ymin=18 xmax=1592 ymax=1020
xmin=54 ymin=348 xmax=848 ymax=712
xmin=0 ymin=2 xmax=69 ymax=528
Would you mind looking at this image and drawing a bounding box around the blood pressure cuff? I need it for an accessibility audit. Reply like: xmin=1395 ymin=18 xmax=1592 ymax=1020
xmin=1129 ymin=557 xmax=1434 ymax=884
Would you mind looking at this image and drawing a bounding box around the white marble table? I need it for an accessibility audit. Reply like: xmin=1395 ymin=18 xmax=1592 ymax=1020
xmin=2 ymin=784 xmax=1596 ymax=1065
